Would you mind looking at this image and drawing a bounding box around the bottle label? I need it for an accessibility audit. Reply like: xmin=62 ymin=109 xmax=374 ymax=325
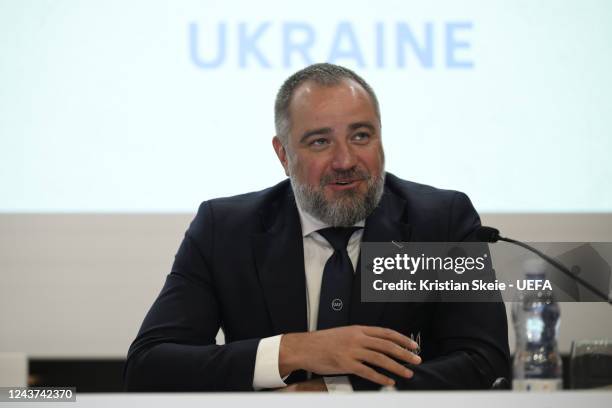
xmin=513 ymin=379 xmax=562 ymax=391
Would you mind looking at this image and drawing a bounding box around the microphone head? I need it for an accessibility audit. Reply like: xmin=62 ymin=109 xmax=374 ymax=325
xmin=476 ymin=226 xmax=500 ymax=243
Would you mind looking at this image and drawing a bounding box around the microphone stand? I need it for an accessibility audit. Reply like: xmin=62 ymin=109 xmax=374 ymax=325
xmin=496 ymin=234 xmax=612 ymax=305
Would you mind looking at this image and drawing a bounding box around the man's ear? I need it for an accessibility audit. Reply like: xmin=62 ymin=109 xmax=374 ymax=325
xmin=272 ymin=136 xmax=290 ymax=177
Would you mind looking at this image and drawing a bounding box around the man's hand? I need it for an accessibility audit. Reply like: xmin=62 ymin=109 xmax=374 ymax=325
xmin=279 ymin=325 xmax=421 ymax=387
xmin=275 ymin=378 xmax=327 ymax=392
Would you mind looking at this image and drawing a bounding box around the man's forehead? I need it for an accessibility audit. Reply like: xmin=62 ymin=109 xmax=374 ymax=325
xmin=290 ymin=78 xmax=368 ymax=106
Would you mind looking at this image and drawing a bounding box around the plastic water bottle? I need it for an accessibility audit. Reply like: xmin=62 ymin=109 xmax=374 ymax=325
xmin=512 ymin=265 xmax=563 ymax=391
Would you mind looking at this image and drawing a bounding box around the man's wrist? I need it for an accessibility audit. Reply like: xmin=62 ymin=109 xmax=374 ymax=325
xmin=279 ymin=332 xmax=305 ymax=377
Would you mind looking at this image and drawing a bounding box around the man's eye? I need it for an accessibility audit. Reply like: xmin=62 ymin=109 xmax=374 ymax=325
xmin=310 ymin=138 xmax=329 ymax=146
xmin=353 ymin=132 xmax=371 ymax=142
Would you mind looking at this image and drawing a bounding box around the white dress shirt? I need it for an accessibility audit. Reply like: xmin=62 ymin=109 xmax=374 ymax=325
xmin=252 ymin=202 xmax=364 ymax=391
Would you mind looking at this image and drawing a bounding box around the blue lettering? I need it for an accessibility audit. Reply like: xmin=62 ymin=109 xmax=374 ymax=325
xmin=328 ymin=22 xmax=365 ymax=68
xmin=375 ymin=22 xmax=384 ymax=68
xmin=189 ymin=22 xmax=226 ymax=68
xmin=239 ymin=22 xmax=272 ymax=68
xmin=445 ymin=22 xmax=474 ymax=68
xmin=396 ymin=22 xmax=433 ymax=68
xmin=282 ymin=22 xmax=315 ymax=68
xmin=189 ymin=20 xmax=475 ymax=70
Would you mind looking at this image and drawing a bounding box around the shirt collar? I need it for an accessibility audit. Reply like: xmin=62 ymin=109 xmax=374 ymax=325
xmin=295 ymin=199 xmax=365 ymax=238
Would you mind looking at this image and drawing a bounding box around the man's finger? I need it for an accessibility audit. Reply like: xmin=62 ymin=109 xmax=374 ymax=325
xmin=363 ymin=337 xmax=422 ymax=365
xmin=356 ymin=349 xmax=414 ymax=379
xmin=361 ymin=326 xmax=417 ymax=350
xmin=350 ymin=362 xmax=395 ymax=386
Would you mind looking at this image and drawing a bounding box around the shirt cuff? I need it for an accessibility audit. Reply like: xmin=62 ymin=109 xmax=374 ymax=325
xmin=323 ymin=376 xmax=354 ymax=392
xmin=253 ymin=334 xmax=288 ymax=389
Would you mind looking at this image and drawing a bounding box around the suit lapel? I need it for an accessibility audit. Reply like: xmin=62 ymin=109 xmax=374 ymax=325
xmin=350 ymin=189 xmax=412 ymax=325
xmin=251 ymin=192 xmax=308 ymax=335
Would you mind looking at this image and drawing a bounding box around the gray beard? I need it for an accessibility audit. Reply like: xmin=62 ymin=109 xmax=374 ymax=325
xmin=290 ymin=171 xmax=385 ymax=227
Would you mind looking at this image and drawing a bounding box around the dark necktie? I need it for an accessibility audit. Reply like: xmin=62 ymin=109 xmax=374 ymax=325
xmin=316 ymin=227 xmax=362 ymax=330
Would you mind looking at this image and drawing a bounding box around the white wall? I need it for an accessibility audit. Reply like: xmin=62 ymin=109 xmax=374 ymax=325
xmin=2 ymin=0 xmax=612 ymax=213
xmin=1 ymin=212 xmax=611 ymax=358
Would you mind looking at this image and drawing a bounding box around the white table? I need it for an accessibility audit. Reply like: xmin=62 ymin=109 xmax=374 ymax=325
xmin=8 ymin=391 xmax=611 ymax=408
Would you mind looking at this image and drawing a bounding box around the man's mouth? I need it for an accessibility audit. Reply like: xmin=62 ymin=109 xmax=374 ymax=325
xmin=327 ymin=179 xmax=363 ymax=190
xmin=321 ymin=170 xmax=370 ymax=191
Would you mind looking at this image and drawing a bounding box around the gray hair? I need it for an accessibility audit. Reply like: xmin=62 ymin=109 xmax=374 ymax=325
xmin=274 ymin=63 xmax=381 ymax=148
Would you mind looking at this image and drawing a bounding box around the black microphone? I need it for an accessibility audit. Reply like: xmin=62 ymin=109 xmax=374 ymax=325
xmin=475 ymin=226 xmax=501 ymax=243
xmin=476 ymin=226 xmax=612 ymax=304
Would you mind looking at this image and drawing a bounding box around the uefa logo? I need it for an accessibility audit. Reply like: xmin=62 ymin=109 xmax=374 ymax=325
xmin=331 ymin=298 xmax=343 ymax=311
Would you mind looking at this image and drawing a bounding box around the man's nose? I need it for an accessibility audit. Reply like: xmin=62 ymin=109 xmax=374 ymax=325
xmin=330 ymin=141 xmax=357 ymax=170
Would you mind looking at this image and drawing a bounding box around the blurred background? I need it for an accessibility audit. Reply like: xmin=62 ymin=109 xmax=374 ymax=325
xmin=1 ymin=0 xmax=611 ymax=391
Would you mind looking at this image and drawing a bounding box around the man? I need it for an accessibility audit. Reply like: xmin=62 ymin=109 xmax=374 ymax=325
xmin=124 ymin=63 xmax=510 ymax=391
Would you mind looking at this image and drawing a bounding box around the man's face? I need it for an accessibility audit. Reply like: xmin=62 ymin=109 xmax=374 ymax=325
xmin=273 ymin=79 xmax=385 ymax=226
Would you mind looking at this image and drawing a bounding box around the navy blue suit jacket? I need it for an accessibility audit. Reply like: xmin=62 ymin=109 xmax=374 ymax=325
xmin=124 ymin=173 xmax=510 ymax=391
